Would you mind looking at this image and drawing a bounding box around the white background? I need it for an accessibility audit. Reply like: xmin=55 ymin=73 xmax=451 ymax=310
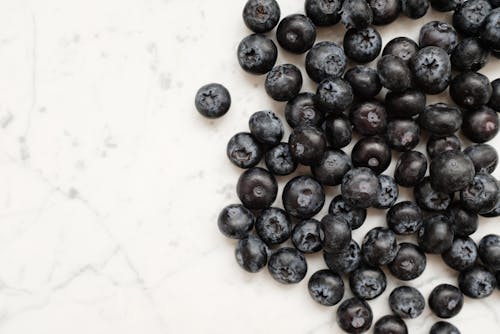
xmin=0 ymin=0 xmax=498 ymax=333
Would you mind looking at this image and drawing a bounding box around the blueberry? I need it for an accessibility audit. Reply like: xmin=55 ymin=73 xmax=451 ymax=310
xmin=324 ymin=239 xmax=362 ymax=274
xmin=237 ymin=167 xmax=278 ymax=210
xmin=450 ymin=38 xmax=489 ymax=72
xmin=458 ymin=264 xmax=497 ymax=298
xmin=382 ymin=37 xmax=419 ymax=64
xmin=312 ymin=149 xmax=352 ymax=186
xmin=292 ymin=219 xmax=322 ymax=253
xmin=237 ymin=34 xmax=278 ymax=75
xmin=489 ymin=78 xmax=500 ymax=112
xmin=329 ymin=195 xmax=367 ymax=230
xmin=349 ymin=265 xmax=387 ymax=300
xmin=336 ymin=298 xmax=373 ymax=334
xmin=389 ymin=286 xmax=425 ymax=319
xmin=350 ymin=100 xmax=387 ymax=136
xmin=315 ymin=78 xmax=354 ymax=113
xmin=368 ymin=0 xmax=401 ymax=25
xmin=442 ymin=236 xmax=478 ymax=271
xmin=285 ymin=92 xmax=324 ymax=128
xmin=305 ymin=41 xmax=347 ymax=83
xmin=249 ymin=110 xmax=284 ymax=146
xmin=446 ymin=202 xmax=478 ymax=237
xmin=362 ymin=227 xmax=399 ymax=266
xmin=320 ymin=214 xmax=352 ymax=252
xmin=264 ymin=142 xmax=298 ymax=175
xmin=386 ymin=119 xmax=420 ymax=152
xmin=419 ymin=103 xmax=462 ymax=136
xmin=459 ymin=172 xmax=499 ymax=213
xmin=288 ymin=125 xmax=326 ymax=166
xmin=341 ymin=0 xmax=374 ymax=29
xmin=195 ymin=83 xmax=231 ymax=118
xmin=344 ymin=66 xmax=382 ymax=99
xmin=400 ymin=0 xmax=430 ymax=18
xmin=343 ymin=27 xmax=382 ymax=63
xmin=480 ymin=183 xmax=500 ymax=217
xmin=462 ymin=106 xmax=499 ymax=143
xmin=235 ymin=235 xmax=268 ymax=273
xmin=324 ymin=114 xmax=353 ymax=149
xmin=414 ymin=177 xmax=453 ymax=211
xmin=411 ymin=46 xmax=451 ymax=94
xmin=419 ymin=21 xmax=458 ymax=53
xmin=427 ymin=135 xmax=462 ymax=159
xmin=255 ymin=207 xmax=291 ymax=245
xmin=374 ymin=315 xmax=408 ymax=334
xmin=387 ymin=201 xmax=423 ymax=235
xmin=227 ymin=132 xmax=263 ymax=169
xmin=374 ymin=174 xmax=399 ymax=209
xmin=395 ymin=151 xmax=428 ymax=187
xmin=429 ymin=284 xmax=464 ymax=319
xmin=430 ymin=321 xmax=461 ymax=334
xmin=450 ymin=72 xmax=492 ymax=109
xmin=351 ymin=136 xmax=391 ymax=174
xmin=377 ymin=55 xmax=413 ymax=93
xmin=429 ymin=150 xmax=475 ymax=193
xmin=385 ymin=89 xmax=426 ymax=118
xmin=242 ymin=0 xmax=281 ymax=33
xmin=342 ymin=167 xmax=381 ymax=208
xmin=305 ymin=0 xmax=342 ymax=26
xmin=218 ymin=204 xmax=255 ymax=239
xmin=388 ymin=243 xmax=427 ymax=281
xmin=492 ymin=0 xmax=500 ymax=7
xmin=283 ymin=175 xmax=325 ymax=219
xmin=479 ymin=234 xmax=500 ymax=271
xmin=418 ymin=213 xmax=454 ymax=254
xmin=276 ymin=14 xmax=316 ymax=54
xmin=431 ymin=0 xmax=464 ymax=11
xmin=464 ymin=144 xmax=498 ymax=173
xmin=308 ymin=269 xmax=345 ymax=306
xmin=453 ymin=0 xmax=492 ymax=37
xmin=265 ymin=64 xmax=303 ymax=101
xmin=268 ymin=247 xmax=308 ymax=284
xmin=483 ymin=9 xmax=500 ymax=51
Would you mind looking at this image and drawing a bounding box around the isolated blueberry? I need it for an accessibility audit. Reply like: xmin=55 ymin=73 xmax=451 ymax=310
xmin=344 ymin=66 xmax=382 ymax=98
xmin=305 ymin=0 xmax=342 ymax=26
xmin=305 ymin=41 xmax=347 ymax=83
xmin=289 ymin=125 xmax=326 ymax=166
xmin=427 ymin=135 xmax=462 ymax=159
xmin=195 ymin=83 xmax=231 ymax=118
xmin=460 ymin=172 xmax=499 ymax=213
xmin=462 ymin=106 xmax=499 ymax=143
xmin=350 ymin=100 xmax=387 ymax=136
xmin=389 ymin=286 xmax=425 ymax=319
xmin=411 ymin=46 xmax=451 ymax=94
xmin=255 ymin=207 xmax=291 ymax=245
xmin=249 ymin=110 xmax=283 ymax=146
xmin=368 ymin=0 xmax=401 ymax=25
xmin=362 ymin=227 xmax=399 ymax=266
xmin=265 ymin=64 xmax=303 ymax=101
xmin=341 ymin=0 xmax=374 ymax=29
xmin=312 ymin=149 xmax=352 ymax=186
xmin=386 ymin=119 xmax=420 ymax=152
xmin=450 ymin=38 xmax=489 ymax=72
xmin=446 ymin=202 xmax=478 ymax=237
xmin=418 ymin=214 xmax=454 ymax=254
xmin=395 ymin=151 xmax=427 ymax=187
xmin=479 ymin=234 xmax=500 ymax=271
xmin=283 ymin=175 xmax=325 ymax=219
xmin=329 ymin=195 xmax=367 ymax=230
xmin=401 ymin=0 xmax=430 ymax=18
xmin=342 ymin=167 xmax=381 ymax=208
xmin=237 ymin=34 xmax=278 ymax=75
xmin=218 ymin=204 xmax=255 ymax=239
xmin=374 ymin=315 xmax=408 ymax=334
xmin=227 ymin=132 xmax=263 ymax=169
xmin=458 ymin=264 xmax=497 ymax=298
xmin=324 ymin=114 xmax=353 ymax=149
xmin=349 ymin=265 xmax=387 ymax=300
xmin=382 ymin=37 xmax=419 ymax=64
xmin=277 ymin=14 xmax=316 ymax=54
xmin=292 ymin=219 xmax=322 ymax=253
xmin=429 ymin=284 xmax=464 ymax=319
xmin=237 ymin=167 xmax=278 ymax=210
xmin=377 ymin=55 xmax=413 ymax=92
xmin=387 ymin=201 xmax=423 ymax=235
xmin=344 ymin=27 xmax=382 ymax=63
xmin=489 ymin=78 xmax=500 ymax=112
xmin=431 ymin=0 xmax=464 ymax=11
xmin=264 ymin=142 xmax=298 ymax=176
xmin=450 ymin=72 xmax=492 ymax=109
xmin=429 ymin=150 xmax=475 ymax=193
xmin=464 ymin=144 xmax=498 ymax=173
xmin=324 ymin=239 xmax=362 ymax=274
xmin=320 ymin=214 xmax=352 ymax=252
xmin=285 ymin=92 xmax=324 ymax=128
xmin=308 ymin=269 xmax=345 ymax=306
xmin=315 ymin=78 xmax=354 ymax=113
xmin=419 ymin=103 xmax=462 ymax=136
xmin=430 ymin=321 xmax=461 ymax=334
xmin=419 ymin=21 xmax=458 ymax=53
xmin=385 ymin=89 xmax=426 ymax=118
xmin=351 ymin=136 xmax=391 ymax=174
xmin=235 ymin=235 xmax=268 ymax=273
xmin=414 ymin=177 xmax=453 ymax=211
xmin=268 ymin=247 xmax=308 ymax=284
xmin=453 ymin=0 xmax=492 ymax=37
xmin=336 ymin=298 xmax=373 ymax=334
xmin=388 ymin=243 xmax=426 ymax=281
xmin=442 ymin=237 xmax=478 ymax=271
xmin=374 ymin=175 xmax=399 ymax=209
xmin=242 ymin=0 xmax=281 ymax=33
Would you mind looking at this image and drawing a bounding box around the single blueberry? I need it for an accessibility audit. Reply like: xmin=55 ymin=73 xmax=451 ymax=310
xmin=195 ymin=83 xmax=231 ymax=118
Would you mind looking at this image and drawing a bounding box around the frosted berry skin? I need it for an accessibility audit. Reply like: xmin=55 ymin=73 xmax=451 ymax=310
xmin=340 ymin=0 xmax=374 ymax=29
xmin=336 ymin=297 xmax=373 ymax=334
xmin=285 ymin=93 xmax=324 ymax=128
xmin=311 ymin=149 xmax=352 ymax=186
xmin=478 ymin=234 xmax=500 ymax=271
xmin=324 ymin=240 xmax=362 ymax=274
xmin=373 ymin=315 xmax=408 ymax=334
xmin=484 ymin=8 xmax=500 ymax=54
xmin=377 ymin=55 xmax=412 ymax=93
xmin=242 ymin=0 xmax=281 ymax=33
xmin=349 ymin=265 xmax=387 ymax=300
xmin=480 ymin=182 xmax=500 ymax=217
xmin=249 ymin=111 xmax=283 ymax=146
xmin=308 ymin=269 xmax=345 ymax=306
xmin=460 ymin=172 xmax=499 ymax=213
xmin=235 ymin=235 xmax=268 ymax=273
xmin=305 ymin=0 xmax=342 ymax=26
xmin=382 ymin=37 xmax=419 ymax=64
xmin=329 ymin=195 xmax=367 ymax=230
xmin=464 ymin=144 xmax=498 ymax=173
xmin=419 ymin=103 xmax=462 ymax=136
xmin=237 ymin=167 xmax=278 ymax=210
xmin=414 ymin=177 xmax=453 ymax=212
xmin=255 ymin=207 xmax=291 ymax=245
xmin=343 ymin=27 xmax=382 ymax=63
xmin=489 ymin=78 xmax=500 ymax=112
xmin=428 ymin=284 xmax=464 ymax=319
xmin=368 ymin=0 xmax=401 ymax=25
xmin=227 ymin=132 xmax=263 ymax=169
xmin=288 ymin=125 xmax=326 ymax=166
xmin=429 ymin=150 xmax=475 ymax=193
xmin=264 ymin=64 xmax=303 ymax=102
xmin=195 ymin=83 xmax=231 ymax=118
xmin=427 ymin=135 xmax=462 ymax=159
xmin=453 ymin=0 xmax=492 ymax=37
xmin=442 ymin=237 xmax=478 ymax=271
xmin=351 ymin=136 xmax=391 ymax=174
xmin=418 ymin=214 xmax=454 ymax=254
xmin=388 ymin=243 xmax=426 ymax=281
xmin=268 ymin=247 xmax=308 ymax=284
xmin=305 ymin=41 xmax=347 ymax=83
xmin=315 ymin=78 xmax=354 ymax=113
xmin=418 ymin=21 xmax=458 ymax=53
xmin=387 ymin=201 xmax=423 ymax=235
xmin=446 ymin=202 xmax=478 ymax=237
xmin=350 ymin=100 xmax=387 ymax=136
xmin=410 ymin=46 xmax=451 ymax=94
xmin=341 ymin=167 xmax=381 ymax=208
xmin=401 ymin=0 xmax=430 ymax=18
xmin=385 ymin=89 xmax=426 ymax=118
xmin=430 ymin=321 xmax=461 ymax=334
xmin=449 ymin=72 xmax=492 ymax=109
xmin=395 ymin=151 xmax=427 ymax=187
xmin=451 ymin=38 xmax=489 ymax=72
xmin=237 ymin=34 xmax=278 ymax=75
xmin=458 ymin=265 xmax=497 ymax=298
xmin=462 ymin=106 xmax=499 ymax=143
xmin=276 ymin=14 xmax=316 ymax=54
xmin=324 ymin=114 xmax=353 ymax=149
xmin=320 ymin=214 xmax=352 ymax=253
xmin=386 ymin=119 xmax=420 ymax=152
xmin=362 ymin=227 xmax=399 ymax=266
xmin=282 ymin=175 xmax=325 ymax=219
xmin=291 ymin=219 xmax=322 ymax=253
xmin=344 ymin=66 xmax=382 ymax=98
xmin=264 ymin=143 xmax=298 ymax=176
xmin=218 ymin=204 xmax=255 ymax=239
xmin=389 ymin=286 xmax=425 ymax=319
xmin=374 ymin=175 xmax=399 ymax=209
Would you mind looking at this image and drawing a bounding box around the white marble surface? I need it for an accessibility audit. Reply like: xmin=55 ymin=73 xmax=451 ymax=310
xmin=0 ymin=0 xmax=498 ymax=333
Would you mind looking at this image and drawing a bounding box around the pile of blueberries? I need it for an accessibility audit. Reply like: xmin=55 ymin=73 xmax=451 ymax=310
xmin=194 ymin=0 xmax=500 ymax=333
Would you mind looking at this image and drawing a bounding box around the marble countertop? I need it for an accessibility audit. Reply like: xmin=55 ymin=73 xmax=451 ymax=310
xmin=0 ymin=0 xmax=498 ymax=333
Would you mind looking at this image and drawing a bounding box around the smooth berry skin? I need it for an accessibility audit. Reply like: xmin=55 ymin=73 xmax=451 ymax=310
xmin=350 ymin=100 xmax=387 ymax=136
xmin=315 ymin=78 xmax=354 ymax=113
xmin=368 ymin=0 xmax=400 ymax=25
xmin=450 ymin=72 xmax=492 ymax=109
xmin=329 ymin=195 xmax=367 ymax=230
xmin=324 ymin=240 xmax=362 ymax=274
xmin=401 ymin=0 xmax=429 ymax=18
xmin=195 ymin=83 xmax=231 ymax=118
xmin=418 ymin=214 xmax=454 ymax=254
xmin=373 ymin=315 xmax=408 ymax=334
xmin=377 ymin=55 xmax=412 ymax=93
xmin=285 ymin=92 xmax=324 ymax=128
xmin=255 ymin=207 xmax=291 ymax=245
xmin=344 ymin=66 xmax=382 ymax=99
xmin=320 ymin=214 xmax=352 ymax=253
xmin=460 ymin=172 xmax=499 ymax=213
xmin=249 ymin=111 xmax=283 ymax=146
xmin=264 ymin=143 xmax=298 ymax=176
xmin=446 ymin=203 xmax=478 ymax=237
xmin=312 ymin=149 xmax=352 ymax=186
xmin=235 ymin=235 xmax=268 ymax=273
xmin=479 ymin=234 xmax=500 ymax=271
xmin=237 ymin=167 xmax=278 ymax=210
xmin=462 ymin=106 xmax=499 ymax=143
xmin=464 ymin=144 xmax=498 ymax=173
xmin=395 ymin=151 xmax=427 ymax=188
xmin=218 ymin=204 xmax=255 ymax=239
xmin=351 ymin=136 xmax=391 ymax=174
xmin=324 ymin=114 xmax=353 ymax=149
xmin=342 ymin=167 xmax=381 ymax=208
xmin=265 ymin=64 xmax=303 ymax=101
xmin=387 ymin=201 xmax=423 ymax=235
xmin=362 ymin=227 xmax=398 ymax=266
xmin=451 ymin=38 xmax=489 ymax=72
xmin=343 ymin=27 xmax=382 ymax=63
xmin=382 ymin=37 xmax=419 ymax=64
xmin=349 ymin=266 xmax=387 ymax=300
xmin=430 ymin=321 xmax=461 ymax=334
xmin=429 ymin=284 xmax=464 ymax=319
xmin=419 ymin=103 xmax=462 ymax=137
xmin=308 ymin=270 xmax=345 ymax=306
xmin=386 ymin=119 xmax=420 ymax=152
xmin=282 ymin=175 xmax=325 ymax=219
xmin=289 ymin=125 xmax=326 ymax=166
xmin=292 ymin=219 xmax=322 ymax=253
xmin=242 ymin=0 xmax=281 ymax=33
xmin=237 ymin=34 xmax=278 ymax=75
xmin=458 ymin=265 xmax=497 ymax=298
xmin=305 ymin=41 xmax=347 ymax=83
xmin=227 ymin=132 xmax=263 ymax=169
xmin=276 ymin=14 xmax=316 ymax=54
xmin=411 ymin=46 xmax=451 ymax=94
xmin=484 ymin=9 xmax=500 ymax=50
xmin=427 ymin=135 xmax=462 ymax=159
xmin=414 ymin=177 xmax=453 ymax=211
xmin=305 ymin=0 xmax=342 ymax=26
xmin=453 ymin=0 xmax=492 ymax=37
xmin=419 ymin=21 xmax=458 ymax=53
xmin=442 ymin=237 xmax=478 ymax=271
xmin=389 ymin=286 xmax=425 ymax=319
xmin=340 ymin=0 xmax=373 ymax=29
xmin=489 ymin=78 xmax=500 ymax=112
xmin=431 ymin=0 xmax=464 ymax=11
xmin=268 ymin=247 xmax=308 ymax=284
xmin=374 ymin=175 xmax=399 ymax=209
xmin=388 ymin=243 xmax=426 ymax=281
xmin=429 ymin=150 xmax=475 ymax=193
xmin=385 ymin=89 xmax=426 ymax=118
xmin=336 ymin=298 xmax=373 ymax=334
